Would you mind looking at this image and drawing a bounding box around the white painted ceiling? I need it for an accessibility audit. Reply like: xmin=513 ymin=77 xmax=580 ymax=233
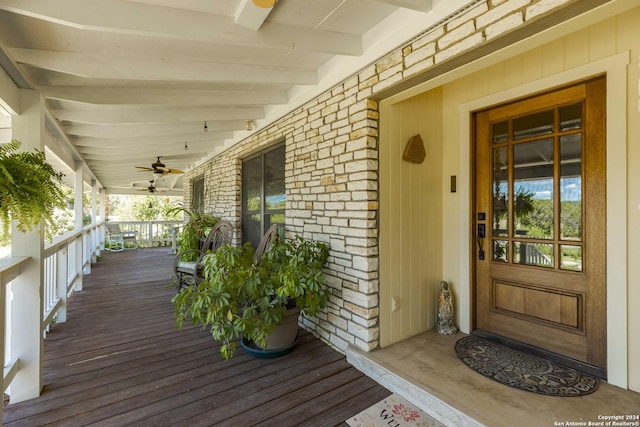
xmin=0 ymin=0 xmax=452 ymax=195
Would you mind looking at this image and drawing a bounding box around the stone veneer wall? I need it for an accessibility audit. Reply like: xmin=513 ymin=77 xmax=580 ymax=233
xmin=184 ymin=0 xmax=583 ymax=353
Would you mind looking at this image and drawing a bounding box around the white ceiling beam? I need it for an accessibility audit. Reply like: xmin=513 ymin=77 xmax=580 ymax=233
xmin=78 ymin=142 xmax=217 ymax=156
xmin=72 ymin=132 xmax=235 ymax=147
xmin=11 ymin=49 xmax=318 ymax=85
xmin=235 ymin=0 xmax=272 ymax=31
xmin=63 ymin=123 xmax=241 ymax=138
xmin=0 ymin=0 xmax=361 ymax=56
xmin=37 ymin=86 xmax=288 ymax=106
xmin=371 ymin=0 xmax=432 ymax=12
xmin=51 ymin=107 xmax=264 ymax=125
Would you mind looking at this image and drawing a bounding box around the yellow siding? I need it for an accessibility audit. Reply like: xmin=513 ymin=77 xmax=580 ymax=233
xmin=379 ymin=89 xmax=443 ymax=347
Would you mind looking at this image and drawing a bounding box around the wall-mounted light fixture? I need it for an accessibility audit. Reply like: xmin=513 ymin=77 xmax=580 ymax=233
xmin=203 ymin=121 xmax=208 ymax=132
xmin=245 ymin=119 xmax=254 ymax=131
xmin=252 ymin=0 xmax=277 ymax=8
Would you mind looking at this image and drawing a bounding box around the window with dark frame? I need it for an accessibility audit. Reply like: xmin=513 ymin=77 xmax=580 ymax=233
xmin=192 ymin=176 xmax=205 ymax=213
xmin=242 ymin=144 xmax=285 ymax=249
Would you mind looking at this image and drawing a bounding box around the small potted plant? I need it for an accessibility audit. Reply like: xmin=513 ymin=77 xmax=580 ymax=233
xmin=0 ymin=139 xmax=67 ymax=240
xmin=172 ymin=235 xmax=330 ymax=359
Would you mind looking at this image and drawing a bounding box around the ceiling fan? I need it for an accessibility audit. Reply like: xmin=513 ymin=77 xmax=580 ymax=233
xmin=137 ymin=180 xmax=166 ymax=194
xmin=135 ymin=156 xmax=184 ymax=179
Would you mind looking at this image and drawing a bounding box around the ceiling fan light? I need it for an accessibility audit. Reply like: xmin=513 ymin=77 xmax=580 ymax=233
xmin=252 ymin=0 xmax=277 ymax=8
xmin=152 ymin=171 xmax=164 ymax=180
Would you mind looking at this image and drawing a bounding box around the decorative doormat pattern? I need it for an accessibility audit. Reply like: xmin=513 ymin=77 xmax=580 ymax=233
xmin=455 ymin=335 xmax=599 ymax=397
xmin=347 ymin=394 xmax=446 ymax=427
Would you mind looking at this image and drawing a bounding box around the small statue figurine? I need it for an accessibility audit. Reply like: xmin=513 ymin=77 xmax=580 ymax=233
xmin=437 ymin=281 xmax=457 ymax=335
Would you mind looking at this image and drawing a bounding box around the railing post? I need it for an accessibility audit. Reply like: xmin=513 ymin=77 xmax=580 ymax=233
xmin=56 ymin=247 xmax=68 ymax=323
xmin=9 ymin=89 xmax=45 ymax=403
xmin=83 ymin=231 xmax=91 ymax=275
xmin=148 ymin=221 xmax=153 ymax=247
xmin=75 ymin=235 xmax=83 ymax=292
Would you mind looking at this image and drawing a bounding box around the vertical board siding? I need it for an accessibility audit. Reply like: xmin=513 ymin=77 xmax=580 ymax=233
xmin=380 ymin=89 xmax=443 ymax=347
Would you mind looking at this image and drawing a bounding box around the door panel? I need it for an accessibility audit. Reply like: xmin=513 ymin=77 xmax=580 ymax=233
xmin=474 ymin=77 xmax=606 ymax=371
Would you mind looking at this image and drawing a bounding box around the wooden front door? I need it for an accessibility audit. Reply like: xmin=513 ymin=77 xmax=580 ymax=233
xmin=474 ymin=77 xmax=607 ymax=374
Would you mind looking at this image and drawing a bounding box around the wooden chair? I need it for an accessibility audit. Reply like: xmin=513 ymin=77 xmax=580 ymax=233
xmin=173 ymin=220 xmax=233 ymax=288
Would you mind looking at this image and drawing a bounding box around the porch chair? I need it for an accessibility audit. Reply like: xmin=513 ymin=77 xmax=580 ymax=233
xmin=106 ymin=223 xmax=138 ymax=251
xmin=253 ymin=224 xmax=280 ymax=265
xmin=173 ymin=220 xmax=234 ymax=289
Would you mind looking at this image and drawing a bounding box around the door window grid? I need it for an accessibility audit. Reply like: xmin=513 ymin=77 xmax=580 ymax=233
xmin=490 ymin=103 xmax=584 ymax=271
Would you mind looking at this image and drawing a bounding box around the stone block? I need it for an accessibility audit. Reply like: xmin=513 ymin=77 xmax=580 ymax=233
xmin=438 ymin=20 xmax=476 ymax=50
xmin=342 ymin=288 xmax=377 ymax=308
xmin=526 ymin=0 xmax=572 ymax=21
xmin=405 ymin=42 xmax=436 ymax=68
xmin=436 ymin=32 xmax=485 ymax=64
xmin=476 ymin=0 xmax=530 ymax=29
xmin=486 ymin=12 xmax=524 ymax=40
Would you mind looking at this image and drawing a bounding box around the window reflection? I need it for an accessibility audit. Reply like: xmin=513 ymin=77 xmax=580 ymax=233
xmin=513 ymin=110 xmax=554 ymax=140
xmin=514 ymin=242 xmax=553 ymax=267
xmin=560 ymin=134 xmax=582 ymax=240
xmin=513 ymin=139 xmax=553 ymax=239
xmin=561 ymin=245 xmax=583 ymax=271
xmin=492 ymin=147 xmax=508 ymax=237
xmin=493 ymin=240 xmax=508 ymax=262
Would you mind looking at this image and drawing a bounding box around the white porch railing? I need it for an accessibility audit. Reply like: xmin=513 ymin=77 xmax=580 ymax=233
xmin=2 ymin=223 xmax=102 ymax=404
xmin=107 ymin=220 xmax=182 ymax=250
xmin=1 ymin=219 xmax=183 ymax=413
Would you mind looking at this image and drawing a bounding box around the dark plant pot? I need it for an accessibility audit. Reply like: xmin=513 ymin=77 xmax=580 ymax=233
xmin=241 ymin=306 xmax=300 ymax=358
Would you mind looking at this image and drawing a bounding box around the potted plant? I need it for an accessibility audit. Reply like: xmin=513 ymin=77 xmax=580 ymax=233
xmin=172 ymin=235 xmax=330 ymax=359
xmin=0 ymin=139 xmax=67 ymax=239
xmin=168 ymin=204 xmax=219 ymax=260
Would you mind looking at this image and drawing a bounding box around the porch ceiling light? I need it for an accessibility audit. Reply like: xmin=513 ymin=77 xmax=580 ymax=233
xmin=252 ymin=0 xmax=277 ymax=8
xmin=152 ymin=171 xmax=164 ymax=180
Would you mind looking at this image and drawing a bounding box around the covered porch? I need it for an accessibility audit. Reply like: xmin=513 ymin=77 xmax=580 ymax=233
xmin=3 ymin=247 xmax=391 ymax=426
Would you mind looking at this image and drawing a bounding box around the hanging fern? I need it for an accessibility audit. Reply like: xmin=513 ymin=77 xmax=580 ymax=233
xmin=0 ymin=139 xmax=67 ymax=239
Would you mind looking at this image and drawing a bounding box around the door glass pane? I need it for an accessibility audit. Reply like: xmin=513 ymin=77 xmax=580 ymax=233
xmin=560 ymin=134 xmax=582 ymax=240
xmin=560 ymin=103 xmax=582 ymax=131
xmin=493 ymin=240 xmax=508 ymax=262
xmin=561 ymin=245 xmax=583 ymax=271
xmin=514 ymin=242 xmax=553 ymax=267
xmin=513 ymin=110 xmax=554 ymax=140
xmin=513 ymin=138 xmax=553 ymax=239
xmin=492 ymin=121 xmax=508 ymax=143
xmin=492 ymin=146 xmax=508 ymax=237
xmin=264 ymin=146 xmax=286 ymax=211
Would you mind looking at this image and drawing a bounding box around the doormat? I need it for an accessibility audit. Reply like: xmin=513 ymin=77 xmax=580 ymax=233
xmin=347 ymin=394 xmax=447 ymax=427
xmin=455 ymin=335 xmax=599 ymax=397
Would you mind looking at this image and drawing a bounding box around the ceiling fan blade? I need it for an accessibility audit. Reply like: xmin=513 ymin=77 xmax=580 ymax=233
xmin=135 ymin=166 xmax=155 ymax=172
xmin=166 ymin=168 xmax=184 ymax=174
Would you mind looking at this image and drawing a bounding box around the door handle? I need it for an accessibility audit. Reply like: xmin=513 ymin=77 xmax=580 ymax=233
xmin=477 ymin=224 xmax=486 ymax=260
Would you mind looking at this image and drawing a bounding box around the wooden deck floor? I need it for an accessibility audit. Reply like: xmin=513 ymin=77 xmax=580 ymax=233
xmin=3 ymin=248 xmax=390 ymax=426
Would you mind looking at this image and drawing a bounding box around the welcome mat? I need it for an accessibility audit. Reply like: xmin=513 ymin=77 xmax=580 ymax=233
xmin=455 ymin=334 xmax=599 ymax=397
xmin=347 ymin=394 xmax=447 ymax=427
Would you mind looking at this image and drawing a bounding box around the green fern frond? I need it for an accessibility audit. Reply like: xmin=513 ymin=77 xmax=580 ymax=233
xmin=0 ymin=139 xmax=67 ymax=239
